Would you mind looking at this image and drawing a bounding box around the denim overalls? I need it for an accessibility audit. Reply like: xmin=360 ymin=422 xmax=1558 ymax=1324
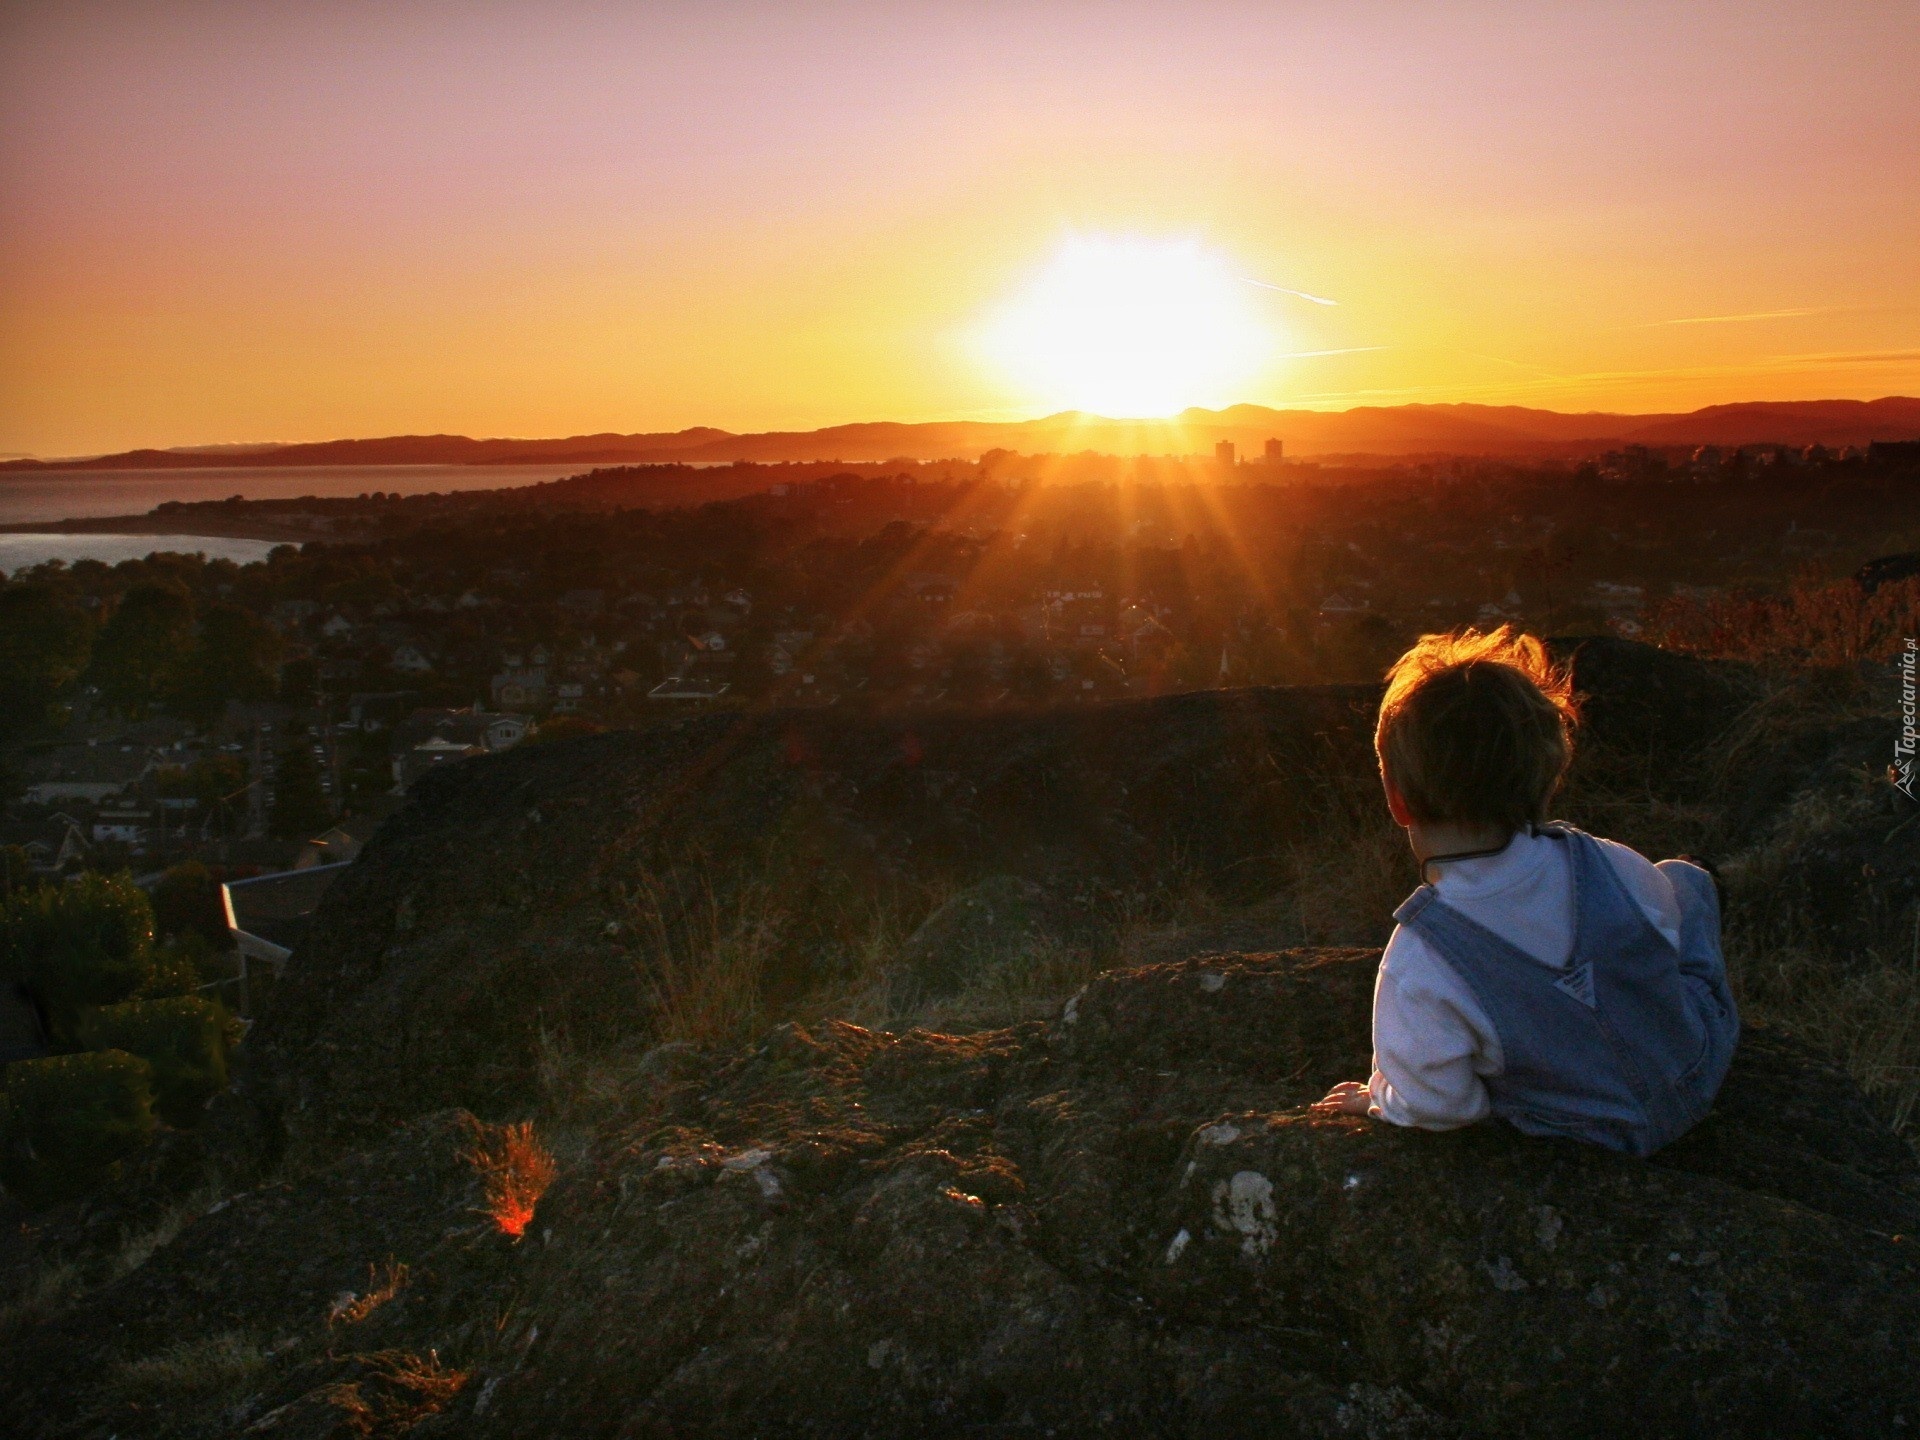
xmin=1391 ymin=823 xmax=1739 ymax=1156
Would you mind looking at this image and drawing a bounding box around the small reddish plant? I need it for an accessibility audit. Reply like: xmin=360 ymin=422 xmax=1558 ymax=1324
xmin=460 ymin=1120 xmax=556 ymax=1239
xmin=328 ymin=1259 xmax=410 ymax=1327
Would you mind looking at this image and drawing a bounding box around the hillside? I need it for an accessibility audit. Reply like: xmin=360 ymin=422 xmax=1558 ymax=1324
xmin=3 ymin=639 xmax=1917 ymax=1436
xmin=7 ymin=397 xmax=1919 ymax=471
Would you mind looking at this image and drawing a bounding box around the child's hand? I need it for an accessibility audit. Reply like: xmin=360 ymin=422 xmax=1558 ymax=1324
xmin=1311 ymin=1080 xmax=1373 ymax=1117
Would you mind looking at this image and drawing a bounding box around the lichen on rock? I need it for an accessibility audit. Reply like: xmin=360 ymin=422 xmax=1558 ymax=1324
xmin=6 ymin=950 xmax=1917 ymax=1438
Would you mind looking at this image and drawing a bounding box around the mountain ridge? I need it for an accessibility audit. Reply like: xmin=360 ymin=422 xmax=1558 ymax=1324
xmin=7 ymin=397 xmax=1917 ymax=471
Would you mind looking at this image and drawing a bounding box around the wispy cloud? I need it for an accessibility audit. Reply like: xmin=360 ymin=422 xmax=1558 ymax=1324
xmin=1450 ymin=349 xmax=1566 ymax=379
xmin=1633 ymin=306 xmax=1834 ymax=328
xmin=1277 ymin=345 xmax=1386 ymax=359
xmin=1241 ymin=277 xmax=1339 ymax=306
xmin=1771 ymin=346 xmax=1920 ymax=366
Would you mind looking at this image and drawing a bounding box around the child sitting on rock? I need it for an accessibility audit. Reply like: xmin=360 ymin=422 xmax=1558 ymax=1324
xmin=1311 ymin=627 xmax=1738 ymax=1156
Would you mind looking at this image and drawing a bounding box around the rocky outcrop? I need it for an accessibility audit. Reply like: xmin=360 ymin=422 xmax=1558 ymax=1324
xmin=230 ymin=639 xmax=1764 ymax=1166
xmin=7 ymin=950 xmax=1916 ymax=1438
xmin=18 ymin=637 xmax=1914 ymax=1437
xmin=1 ymin=1110 xmax=491 ymax=1438
xmin=235 ymin=682 xmax=1385 ymax=1161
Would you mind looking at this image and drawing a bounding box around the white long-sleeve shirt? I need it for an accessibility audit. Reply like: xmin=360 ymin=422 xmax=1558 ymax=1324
xmin=1367 ymin=828 xmax=1684 ymax=1130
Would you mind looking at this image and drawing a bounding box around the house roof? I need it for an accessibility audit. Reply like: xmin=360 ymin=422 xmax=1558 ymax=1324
xmin=301 ymin=812 xmax=383 ymax=854
xmin=648 ymin=675 xmax=732 ymax=701
xmin=396 ymin=707 xmax=530 ymax=750
xmin=412 ymin=736 xmax=485 ymax=757
xmin=15 ymin=744 xmax=156 ymax=787
xmin=222 ymin=862 xmax=351 ymax=961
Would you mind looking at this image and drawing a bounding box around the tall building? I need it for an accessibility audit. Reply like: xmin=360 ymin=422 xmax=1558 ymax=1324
xmin=1214 ymin=440 xmax=1236 ymax=468
xmin=1264 ymin=437 xmax=1284 ymax=465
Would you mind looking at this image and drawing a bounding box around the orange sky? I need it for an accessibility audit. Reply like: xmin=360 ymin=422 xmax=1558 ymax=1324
xmin=2 ymin=1 xmax=1917 ymax=457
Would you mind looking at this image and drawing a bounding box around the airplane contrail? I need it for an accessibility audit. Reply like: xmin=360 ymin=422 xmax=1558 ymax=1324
xmin=1634 ymin=307 xmax=1829 ymax=328
xmin=1279 ymin=345 xmax=1387 ymax=359
xmin=1240 ymin=277 xmax=1339 ymax=306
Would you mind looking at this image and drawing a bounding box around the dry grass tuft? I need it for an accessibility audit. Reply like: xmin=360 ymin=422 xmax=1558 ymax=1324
xmin=1730 ymin=927 xmax=1920 ymax=1135
xmin=798 ymin=858 xmax=1225 ymax=1035
xmin=109 ymin=1181 xmax=225 ymax=1282
xmin=329 ymin=1259 xmax=411 ymax=1327
xmin=1272 ymin=770 xmax=1416 ymax=948
xmin=307 ymin=1350 xmax=469 ymax=1437
xmin=1716 ymin=765 xmax=1920 ymax=1135
xmin=0 ymin=1184 xmax=225 ymax=1347
xmin=1646 ymin=572 xmax=1920 ymax=669
xmin=625 ymin=870 xmax=783 ymax=1049
xmin=867 ymin=932 xmax=1104 ymax=1034
xmin=460 ymin=1120 xmax=557 ymax=1239
xmin=108 ymin=1330 xmax=267 ymax=1404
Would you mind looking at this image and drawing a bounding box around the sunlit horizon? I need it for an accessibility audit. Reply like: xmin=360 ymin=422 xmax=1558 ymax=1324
xmin=2 ymin=2 xmax=1917 ymax=457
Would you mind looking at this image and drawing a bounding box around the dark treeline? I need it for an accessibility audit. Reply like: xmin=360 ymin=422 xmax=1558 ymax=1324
xmin=2 ymin=448 xmax=1915 ymax=748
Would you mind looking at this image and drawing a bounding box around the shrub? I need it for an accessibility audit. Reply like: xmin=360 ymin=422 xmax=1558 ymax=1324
xmin=460 ymin=1119 xmax=556 ymax=1239
xmin=0 ymin=1049 xmax=156 ymax=1207
xmin=0 ymin=871 xmax=154 ymax=1042
xmin=0 ymin=847 xmax=35 ymax=898
xmin=140 ymin=932 xmax=210 ymax=1000
xmin=1645 ymin=572 xmax=1920 ymax=668
xmin=81 ymin=996 xmax=234 ymax=1127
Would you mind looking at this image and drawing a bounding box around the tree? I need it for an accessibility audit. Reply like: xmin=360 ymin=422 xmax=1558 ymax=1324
xmin=279 ymin=655 xmax=318 ymax=706
xmin=0 ymin=871 xmax=155 ymax=1044
xmin=172 ymin=603 xmax=282 ymax=723
xmin=89 ymin=582 xmax=194 ymax=716
xmin=0 ymin=846 xmax=34 ymax=898
xmin=341 ymin=725 xmax=397 ymax=808
xmin=187 ymin=752 xmax=248 ymax=809
xmin=527 ymin=715 xmax=607 ymax=745
xmin=1318 ymin=613 xmax=1408 ymax=684
xmin=0 ymin=585 xmax=94 ymax=738
xmin=150 ymin=862 xmax=231 ymax=948
xmin=156 ymin=755 xmax=249 ymax=838
xmin=81 ymin=996 xmax=234 ymax=1128
xmin=269 ymin=740 xmax=331 ymax=838
xmin=0 ymin=1051 xmax=157 ymax=1206
xmin=1009 ymin=645 xmax=1054 ymax=703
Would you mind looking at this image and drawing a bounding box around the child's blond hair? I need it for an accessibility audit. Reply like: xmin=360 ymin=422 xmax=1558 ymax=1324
xmin=1375 ymin=626 xmax=1578 ymax=831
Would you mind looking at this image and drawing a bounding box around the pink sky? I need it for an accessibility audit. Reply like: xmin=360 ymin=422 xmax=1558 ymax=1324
xmin=2 ymin=1 xmax=1916 ymax=455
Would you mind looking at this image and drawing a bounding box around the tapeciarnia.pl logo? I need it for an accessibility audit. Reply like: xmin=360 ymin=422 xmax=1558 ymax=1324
xmin=1896 ymin=637 xmax=1917 ymax=800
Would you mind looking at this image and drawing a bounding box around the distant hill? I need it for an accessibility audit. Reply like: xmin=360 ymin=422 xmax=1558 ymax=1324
xmin=6 ymin=397 xmax=1917 ymax=471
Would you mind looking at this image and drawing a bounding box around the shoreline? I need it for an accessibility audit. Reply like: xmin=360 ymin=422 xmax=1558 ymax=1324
xmin=0 ymin=513 xmax=372 ymax=543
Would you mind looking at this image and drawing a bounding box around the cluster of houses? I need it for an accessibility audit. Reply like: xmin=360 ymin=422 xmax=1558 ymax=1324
xmin=1589 ymin=442 xmax=1874 ymax=485
xmin=0 ymin=690 xmax=534 ymax=887
xmin=259 ymin=551 xmax=1267 ymax=720
xmin=386 ymin=704 xmax=531 ymax=788
xmin=4 ymin=713 xmax=273 ymax=879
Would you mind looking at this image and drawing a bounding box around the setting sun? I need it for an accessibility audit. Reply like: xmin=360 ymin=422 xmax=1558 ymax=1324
xmin=975 ymin=237 xmax=1278 ymax=419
